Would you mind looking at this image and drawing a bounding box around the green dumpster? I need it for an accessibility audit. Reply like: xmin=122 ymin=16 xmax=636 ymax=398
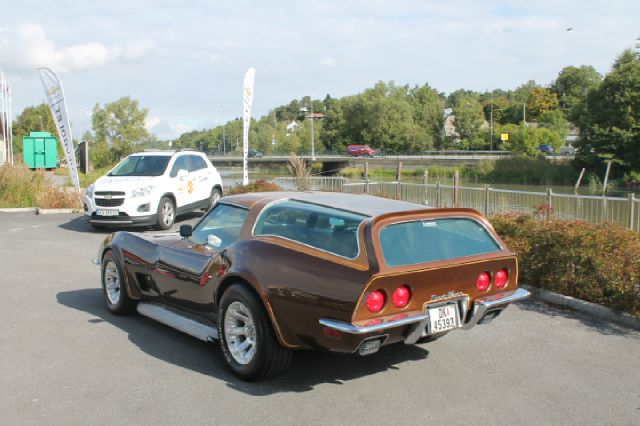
xmin=23 ymin=131 xmax=58 ymax=169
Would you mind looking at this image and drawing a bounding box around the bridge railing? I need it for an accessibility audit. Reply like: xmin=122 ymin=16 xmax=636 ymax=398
xmin=272 ymin=176 xmax=640 ymax=231
xmin=208 ymin=150 xmax=511 ymax=160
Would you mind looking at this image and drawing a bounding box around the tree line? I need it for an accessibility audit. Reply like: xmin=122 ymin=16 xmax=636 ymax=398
xmin=9 ymin=38 xmax=640 ymax=179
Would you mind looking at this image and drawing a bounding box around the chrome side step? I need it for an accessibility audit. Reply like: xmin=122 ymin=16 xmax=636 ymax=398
xmin=137 ymin=302 xmax=219 ymax=342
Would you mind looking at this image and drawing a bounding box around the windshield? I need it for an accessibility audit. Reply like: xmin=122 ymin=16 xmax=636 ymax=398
xmin=380 ymin=218 xmax=501 ymax=267
xmin=191 ymin=204 xmax=249 ymax=250
xmin=109 ymin=155 xmax=171 ymax=177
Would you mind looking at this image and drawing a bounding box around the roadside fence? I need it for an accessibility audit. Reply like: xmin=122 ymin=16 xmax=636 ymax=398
xmin=272 ymin=176 xmax=640 ymax=232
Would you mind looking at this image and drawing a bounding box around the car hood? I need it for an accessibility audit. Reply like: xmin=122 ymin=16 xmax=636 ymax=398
xmin=93 ymin=175 xmax=157 ymax=192
xmin=136 ymin=232 xmax=215 ymax=254
xmin=134 ymin=231 xmax=183 ymax=248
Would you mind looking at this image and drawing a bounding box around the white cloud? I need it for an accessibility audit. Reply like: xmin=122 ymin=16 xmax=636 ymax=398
xmin=0 ymin=23 xmax=154 ymax=72
xmin=146 ymin=116 xmax=191 ymax=140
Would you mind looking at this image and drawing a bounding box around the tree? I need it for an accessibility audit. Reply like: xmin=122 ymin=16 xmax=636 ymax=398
xmin=92 ymin=97 xmax=152 ymax=160
xmin=450 ymin=90 xmax=485 ymax=148
xmin=550 ymin=65 xmax=602 ymax=122
xmin=497 ymin=124 xmax=564 ymax=155
xmin=538 ymin=110 xmax=570 ymax=141
xmin=11 ymin=103 xmax=57 ymax=154
xmin=577 ymin=46 xmax=640 ymax=175
xmin=408 ymin=84 xmax=445 ymax=150
xmin=526 ymin=87 xmax=559 ymax=119
xmin=319 ymin=96 xmax=347 ymax=151
xmin=482 ymin=95 xmax=510 ymax=124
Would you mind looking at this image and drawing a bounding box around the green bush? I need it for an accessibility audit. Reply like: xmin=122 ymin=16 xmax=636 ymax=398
xmin=483 ymin=156 xmax=577 ymax=185
xmin=491 ymin=214 xmax=640 ymax=317
xmin=225 ymin=179 xmax=282 ymax=195
xmin=89 ymin=141 xmax=115 ymax=169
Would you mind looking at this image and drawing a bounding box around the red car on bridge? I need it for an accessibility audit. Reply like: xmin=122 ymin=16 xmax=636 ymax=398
xmin=347 ymin=144 xmax=378 ymax=157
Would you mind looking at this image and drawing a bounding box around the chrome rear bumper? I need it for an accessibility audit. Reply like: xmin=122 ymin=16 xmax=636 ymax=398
xmin=319 ymin=288 xmax=530 ymax=336
xmin=320 ymin=311 xmax=429 ymax=335
xmin=462 ymin=288 xmax=530 ymax=329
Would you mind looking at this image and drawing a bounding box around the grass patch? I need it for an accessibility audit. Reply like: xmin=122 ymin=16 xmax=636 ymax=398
xmin=0 ymin=164 xmax=81 ymax=208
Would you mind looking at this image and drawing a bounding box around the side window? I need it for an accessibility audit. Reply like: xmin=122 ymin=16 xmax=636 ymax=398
xmin=254 ymin=200 xmax=366 ymax=258
xmin=191 ymin=204 xmax=248 ymax=249
xmin=189 ymin=155 xmax=207 ymax=171
xmin=170 ymin=156 xmax=189 ymax=177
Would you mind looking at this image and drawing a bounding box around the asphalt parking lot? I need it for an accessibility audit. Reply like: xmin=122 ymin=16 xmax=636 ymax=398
xmin=0 ymin=211 xmax=639 ymax=425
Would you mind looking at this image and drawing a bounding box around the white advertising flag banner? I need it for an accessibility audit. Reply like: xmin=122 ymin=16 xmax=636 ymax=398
xmin=37 ymin=67 xmax=80 ymax=192
xmin=242 ymin=68 xmax=256 ymax=186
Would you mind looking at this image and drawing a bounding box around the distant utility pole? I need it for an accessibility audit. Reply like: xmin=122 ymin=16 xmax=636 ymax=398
xmin=310 ymin=96 xmax=316 ymax=161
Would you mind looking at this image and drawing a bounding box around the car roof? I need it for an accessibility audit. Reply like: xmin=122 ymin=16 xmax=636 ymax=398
xmin=221 ymin=191 xmax=430 ymax=217
xmin=129 ymin=149 xmax=202 ymax=157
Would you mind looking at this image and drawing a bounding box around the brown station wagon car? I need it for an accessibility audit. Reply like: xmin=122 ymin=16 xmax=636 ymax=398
xmin=95 ymin=191 xmax=529 ymax=380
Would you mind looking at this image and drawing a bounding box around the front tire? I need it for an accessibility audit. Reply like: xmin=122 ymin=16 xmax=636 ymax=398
xmin=101 ymin=251 xmax=136 ymax=315
xmin=156 ymin=196 xmax=175 ymax=230
xmin=218 ymin=284 xmax=292 ymax=381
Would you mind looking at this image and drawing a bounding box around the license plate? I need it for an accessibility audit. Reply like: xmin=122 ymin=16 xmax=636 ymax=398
xmin=96 ymin=209 xmax=119 ymax=216
xmin=428 ymin=304 xmax=460 ymax=335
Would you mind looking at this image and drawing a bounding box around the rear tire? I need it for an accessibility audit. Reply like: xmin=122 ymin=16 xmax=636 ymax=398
xmin=101 ymin=251 xmax=136 ymax=315
xmin=218 ymin=284 xmax=292 ymax=381
xmin=156 ymin=196 xmax=175 ymax=230
xmin=207 ymin=187 xmax=222 ymax=210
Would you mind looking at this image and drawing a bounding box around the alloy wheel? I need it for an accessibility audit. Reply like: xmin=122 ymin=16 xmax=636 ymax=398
xmin=224 ymin=301 xmax=257 ymax=365
xmin=104 ymin=260 xmax=121 ymax=305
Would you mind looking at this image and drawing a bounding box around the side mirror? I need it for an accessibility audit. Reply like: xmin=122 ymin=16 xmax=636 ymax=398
xmin=179 ymin=225 xmax=192 ymax=238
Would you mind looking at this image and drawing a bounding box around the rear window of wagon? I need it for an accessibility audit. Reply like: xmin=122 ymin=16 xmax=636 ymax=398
xmin=380 ymin=218 xmax=501 ymax=267
xmin=253 ymin=200 xmax=366 ymax=259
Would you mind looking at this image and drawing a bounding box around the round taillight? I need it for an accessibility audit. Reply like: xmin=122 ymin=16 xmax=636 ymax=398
xmin=392 ymin=285 xmax=411 ymax=308
xmin=366 ymin=290 xmax=385 ymax=313
xmin=477 ymin=272 xmax=491 ymax=292
xmin=495 ymin=269 xmax=508 ymax=288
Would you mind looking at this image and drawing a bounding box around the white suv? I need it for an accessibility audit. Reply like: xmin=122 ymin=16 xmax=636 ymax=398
xmin=84 ymin=150 xmax=223 ymax=229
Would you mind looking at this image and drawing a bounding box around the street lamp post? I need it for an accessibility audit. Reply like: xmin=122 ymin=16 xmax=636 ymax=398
xmin=489 ymin=93 xmax=493 ymax=151
xmin=310 ymin=100 xmax=315 ymax=161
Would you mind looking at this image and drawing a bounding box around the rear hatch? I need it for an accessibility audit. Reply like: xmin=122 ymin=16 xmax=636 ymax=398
xmin=351 ymin=209 xmax=518 ymax=325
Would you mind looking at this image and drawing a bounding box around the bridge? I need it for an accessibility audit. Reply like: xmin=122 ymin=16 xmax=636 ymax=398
xmin=207 ymin=151 xmax=513 ymax=172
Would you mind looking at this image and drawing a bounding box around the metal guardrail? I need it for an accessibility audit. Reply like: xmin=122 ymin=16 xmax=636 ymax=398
xmin=272 ymin=176 xmax=640 ymax=232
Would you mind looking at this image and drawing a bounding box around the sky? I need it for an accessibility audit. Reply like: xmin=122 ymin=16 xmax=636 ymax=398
xmin=1 ymin=0 xmax=638 ymax=140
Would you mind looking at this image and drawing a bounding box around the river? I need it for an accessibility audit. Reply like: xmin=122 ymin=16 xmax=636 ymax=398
xmin=219 ymin=166 xmax=630 ymax=198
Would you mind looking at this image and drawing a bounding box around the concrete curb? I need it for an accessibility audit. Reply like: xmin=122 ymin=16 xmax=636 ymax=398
xmin=0 ymin=207 xmax=38 ymax=213
xmin=523 ymin=285 xmax=640 ymax=331
xmin=0 ymin=207 xmax=81 ymax=214
xmin=37 ymin=208 xmax=82 ymax=215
